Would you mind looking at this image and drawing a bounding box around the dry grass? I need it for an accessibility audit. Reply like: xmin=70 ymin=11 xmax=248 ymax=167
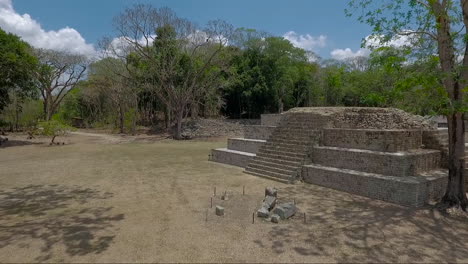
xmin=0 ymin=132 xmax=467 ymax=263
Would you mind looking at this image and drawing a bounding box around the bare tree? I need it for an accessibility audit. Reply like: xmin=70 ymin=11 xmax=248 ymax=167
xmin=35 ymin=49 xmax=88 ymax=120
xmin=108 ymin=5 xmax=233 ymax=139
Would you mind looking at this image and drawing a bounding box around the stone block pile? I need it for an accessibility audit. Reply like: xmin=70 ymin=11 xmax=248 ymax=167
xmin=256 ymin=187 xmax=297 ymax=223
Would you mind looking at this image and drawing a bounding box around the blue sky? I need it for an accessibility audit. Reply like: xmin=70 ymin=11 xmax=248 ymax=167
xmin=1 ymin=0 xmax=373 ymax=59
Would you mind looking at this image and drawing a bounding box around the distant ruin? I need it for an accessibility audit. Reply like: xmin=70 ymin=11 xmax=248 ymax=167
xmin=209 ymin=107 xmax=459 ymax=207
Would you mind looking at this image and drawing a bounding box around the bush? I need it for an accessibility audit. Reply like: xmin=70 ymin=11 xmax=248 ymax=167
xmin=38 ymin=119 xmax=75 ymax=144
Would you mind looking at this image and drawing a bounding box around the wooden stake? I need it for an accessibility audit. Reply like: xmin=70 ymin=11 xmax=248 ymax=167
xmin=210 ymin=197 xmax=213 ymax=208
xmin=206 ymin=209 xmax=208 ymax=222
xmin=243 ymin=186 xmax=245 ymax=195
xmin=214 ymin=187 xmax=216 ymax=196
xmin=252 ymin=212 xmax=255 ymax=224
xmin=303 ymin=212 xmax=306 ymax=224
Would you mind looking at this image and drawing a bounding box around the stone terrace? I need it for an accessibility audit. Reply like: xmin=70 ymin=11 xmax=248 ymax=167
xmin=210 ymin=107 xmax=456 ymax=207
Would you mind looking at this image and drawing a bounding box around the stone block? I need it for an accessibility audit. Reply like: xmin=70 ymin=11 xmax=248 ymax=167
xmin=257 ymin=207 xmax=269 ymax=218
xmin=210 ymin=148 xmax=255 ymax=168
xmin=271 ymin=214 xmax=280 ymax=223
xmin=263 ymin=195 xmax=277 ymax=210
xmin=273 ymin=202 xmax=297 ymax=220
xmin=215 ymin=206 xmax=224 ymax=216
xmin=228 ymin=138 xmax=265 ymax=154
xmin=265 ymin=187 xmax=278 ymax=197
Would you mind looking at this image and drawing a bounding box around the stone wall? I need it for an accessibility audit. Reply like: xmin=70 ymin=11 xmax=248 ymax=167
xmin=321 ymin=129 xmax=422 ymax=152
xmin=244 ymin=125 xmax=276 ymax=140
xmin=260 ymin=114 xmax=283 ymax=126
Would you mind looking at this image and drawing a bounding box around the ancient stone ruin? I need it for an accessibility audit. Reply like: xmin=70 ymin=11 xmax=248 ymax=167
xmin=209 ymin=107 xmax=462 ymax=207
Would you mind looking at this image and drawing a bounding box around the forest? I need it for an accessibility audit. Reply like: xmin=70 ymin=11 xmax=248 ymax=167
xmin=0 ymin=4 xmax=453 ymax=140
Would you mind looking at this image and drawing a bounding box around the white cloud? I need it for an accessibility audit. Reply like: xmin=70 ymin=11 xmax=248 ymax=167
xmin=0 ymin=0 xmax=96 ymax=57
xmin=283 ymin=31 xmax=327 ymax=51
xmin=330 ymin=48 xmax=370 ymax=60
xmin=331 ymin=33 xmax=413 ymax=60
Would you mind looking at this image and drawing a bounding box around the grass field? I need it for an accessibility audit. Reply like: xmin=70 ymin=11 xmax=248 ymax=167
xmin=0 ymin=132 xmax=467 ymax=263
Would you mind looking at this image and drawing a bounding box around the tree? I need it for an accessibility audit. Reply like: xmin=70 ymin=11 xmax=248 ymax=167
xmin=88 ymin=58 xmax=137 ymax=134
xmin=38 ymin=119 xmax=73 ymax=145
xmin=0 ymin=28 xmax=38 ymax=112
xmin=108 ymin=5 xmax=233 ymax=139
xmin=347 ymin=0 xmax=468 ymax=210
xmin=35 ymin=49 xmax=88 ymax=121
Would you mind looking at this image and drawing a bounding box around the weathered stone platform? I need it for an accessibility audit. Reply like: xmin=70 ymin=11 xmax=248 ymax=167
xmin=209 ymin=114 xmax=281 ymax=167
xmin=210 ymin=107 xmax=452 ymax=207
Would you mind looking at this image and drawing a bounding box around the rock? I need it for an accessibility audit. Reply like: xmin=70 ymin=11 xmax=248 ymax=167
xmin=263 ymin=195 xmax=276 ymax=210
xmin=273 ymin=202 xmax=297 ymax=220
xmin=215 ymin=206 xmax=224 ymax=216
xmin=257 ymin=206 xmax=270 ymax=218
xmin=271 ymin=214 xmax=280 ymax=223
xmin=265 ymin=187 xmax=278 ymax=197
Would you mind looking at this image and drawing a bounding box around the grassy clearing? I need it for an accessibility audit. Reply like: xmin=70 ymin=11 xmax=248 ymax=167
xmin=0 ymin=133 xmax=467 ymax=263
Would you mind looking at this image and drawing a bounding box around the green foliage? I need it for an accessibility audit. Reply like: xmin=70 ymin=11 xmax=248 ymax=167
xmin=0 ymin=27 xmax=39 ymax=111
xmin=0 ymin=95 xmax=42 ymax=131
xmin=38 ymin=118 xmax=75 ymax=143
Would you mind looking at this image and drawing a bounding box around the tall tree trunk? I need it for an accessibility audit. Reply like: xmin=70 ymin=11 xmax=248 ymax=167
xmin=442 ymin=112 xmax=467 ymax=208
xmin=164 ymin=107 xmax=171 ymax=129
xmin=119 ymin=104 xmax=124 ymax=134
xmin=432 ymin=0 xmax=468 ymax=210
xmin=278 ymin=98 xmax=284 ymax=113
xmin=174 ymin=109 xmax=183 ymax=140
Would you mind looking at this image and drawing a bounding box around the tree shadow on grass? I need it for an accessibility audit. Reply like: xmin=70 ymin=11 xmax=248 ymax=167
xmin=0 ymin=139 xmax=43 ymax=148
xmin=261 ymin=184 xmax=468 ymax=263
xmin=0 ymin=185 xmax=124 ymax=261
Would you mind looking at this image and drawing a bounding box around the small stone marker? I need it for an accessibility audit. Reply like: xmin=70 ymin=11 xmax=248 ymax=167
xmin=265 ymin=187 xmax=278 ymax=197
xmin=221 ymin=191 xmax=229 ymax=200
xmin=273 ymin=202 xmax=297 ymax=220
xmin=271 ymin=214 xmax=280 ymax=223
xmin=263 ymin=195 xmax=277 ymax=210
xmin=215 ymin=206 xmax=224 ymax=216
xmin=257 ymin=207 xmax=269 ymax=218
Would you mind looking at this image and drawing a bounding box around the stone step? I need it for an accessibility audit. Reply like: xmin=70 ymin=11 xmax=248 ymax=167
xmin=258 ymin=148 xmax=307 ymax=158
xmin=227 ymin=138 xmax=265 ymax=154
xmin=257 ymin=152 xmax=304 ymax=163
xmin=251 ymin=158 xmax=299 ymax=171
xmin=245 ymin=166 xmax=293 ymax=181
xmin=265 ymin=138 xmax=311 ymax=146
xmin=261 ymin=144 xmax=308 ymax=153
xmin=269 ymin=134 xmax=312 ymax=142
xmin=311 ymin=146 xmax=441 ymax=177
xmin=210 ymin=148 xmax=255 ymax=168
xmin=253 ymin=156 xmax=302 ymax=167
xmin=242 ymin=170 xmax=290 ymax=184
xmin=302 ymin=164 xmax=448 ymax=207
xmin=264 ymin=141 xmax=309 ymax=149
xmin=248 ymin=162 xmax=297 ymax=176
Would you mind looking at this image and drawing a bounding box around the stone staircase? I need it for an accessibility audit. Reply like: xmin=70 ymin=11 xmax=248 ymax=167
xmin=210 ymin=114 xmax=281 ymax=167
xmin=244 ymin=113 xmax=325 ymax=183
